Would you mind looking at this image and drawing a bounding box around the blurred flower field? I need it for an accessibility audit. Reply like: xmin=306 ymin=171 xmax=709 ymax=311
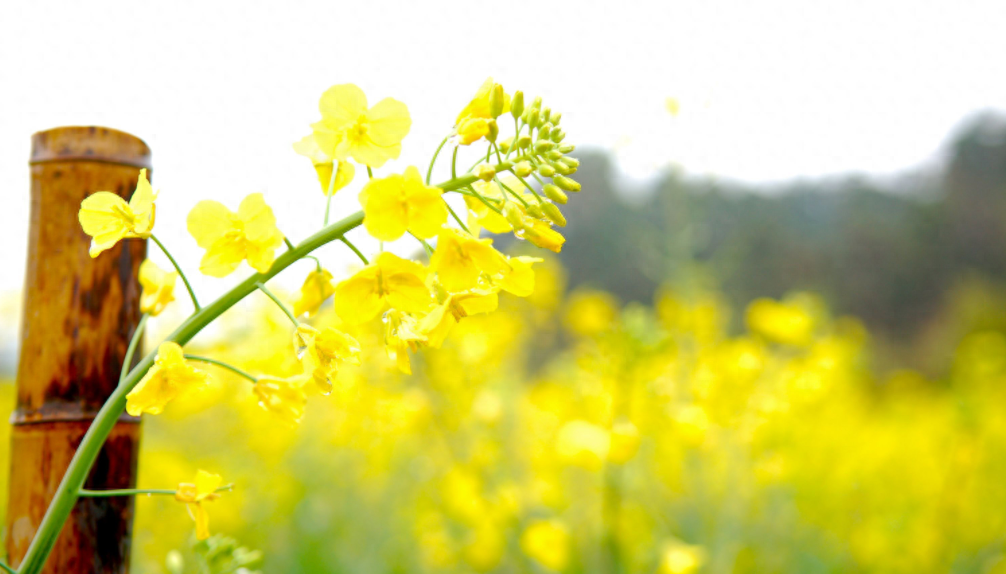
xmin=5 ymin=257 xmax=1006 ymax=573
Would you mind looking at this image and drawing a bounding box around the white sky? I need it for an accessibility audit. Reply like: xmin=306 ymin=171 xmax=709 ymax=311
xmin=0 ymin=0 xmax=1004 ymax=307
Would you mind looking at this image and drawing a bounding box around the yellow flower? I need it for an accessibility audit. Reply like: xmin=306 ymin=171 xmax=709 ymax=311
xmin=187 ymin=193 xmax=285 ymax=277
xmin=138 ymin=259 xmax=177 ymax=316
xmin=520 ymin=520 xmax=570 ymax=572
xmin=125 ymin=342 xmax=208 ymax=416
xmin=456 ymin=78 xmax=509 ymax=125
xmin=521 ymin=219 xmax=565 ymax=253
xmin=293 ymin=268 xmax=335 ymax=318
xmin=456 ymin=117 xmax=492 ymax=146
xmin=418 ymin=287 xmax=499 ymax=348
xmin=556 ymin=419 xmax=611 ymax=470
xmin=334 ymin=252 xmax=434 ymax=324
xmin=430 ymin=228 xmax=510 ymax=292
xmin=384 ymin=309 xmax=426 ymax=374
xmin=658 ymin=540 xmax=706 ymax=574
xmin=496 ymin=256 xmax=543 ymax=297
xmin=608 ymin=420 xmax=641 ymax=464
xmin=253 ymin=375 xmax=308 ymax=425
xmin=295 ymin=324 xmax=362 ymax=394
xmin=359 ymin=166 xmax=447 ymax=241
xmin=465 ymin=177 xmax=514 ymax=234
xmin=564 ymin=290 xmax=619 ymax=337
xmin=292 ymin=135 xmax=356 ymax=194
xmin=311 ymin=83 xmax=411 ymax=168
xmin=746 ymin=297 xmax=815 ymax=346
xmin=174 ymin=470 xmax=224 ymax=541
xmin=78 ymin=168 xmax=156 ymax=257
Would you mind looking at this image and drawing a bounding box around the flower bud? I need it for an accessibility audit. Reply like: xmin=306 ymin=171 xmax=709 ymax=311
xmin=536 ymin=109 xmax=549 ymax=127
xmin=542 ymin=107 xmax=551 ymax=123
xmin=486 ymin=119 xmax=499 ymax=142
xmin=554 ymin=175 xmax=581 ymax=192
xmin=541 ymin=202 xmax=567 ymax=227
xmin=559 ymin=144 xmax=576 ymax=154
xmin=533 ymin=140 xmax=556 ymax=154
xmin=549 ymin=160 xmax=572 ymax=175
xmin=476 ymin=164 xmax=496 ymax=182
xmin=538 ymin=123 xmax=553 ymax=140
xmin=550 ymin=128 xmax=565 ymax=143
xmin=542 ymin=184 xmax=568 ymax=204
xmin=545 ymin=150 xmax=564 ymax=160
xmin=527 ymin=107 xmax=541 ymax=128
xmin=537 ymin=163 xmax=556 ymax=177
xmin=499 ymin=137 xmax=514 ymax=154
xmin=514 ymin=161 xmax=533 ymax=178
xmin=503 ymin=202 xmax=526 ymax=230
xmin=510 ymin=91 xmax=525 ymax=119
xmin=559 ymin=156 xmax=580 ymax=169
xmin=549 ymin=111 xmax=562 ymax=125
xmin=526 ymin=203 xmax=545 ymax=219
xmin=489 ymin=84 xmax=505 ymax=118
xmin=532 ymin=96 xmax=543 ymax=109
xmin=517 ymin=135 xmax=532 ymax=149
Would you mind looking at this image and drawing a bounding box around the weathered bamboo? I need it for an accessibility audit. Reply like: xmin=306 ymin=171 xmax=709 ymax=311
xmin=5 ymin=127 xmax=149 ymax=572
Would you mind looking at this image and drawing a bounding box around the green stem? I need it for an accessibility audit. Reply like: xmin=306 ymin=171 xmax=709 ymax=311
xmin=119 ymin=313 xmax=148 ymax=386
xmin=78 ymin=484 xmax=234 ymax=498
xmin=464 ymin=186 xmax=504 ymax=215
xmin=19 ymin=161 xmax=508 ymax=573
xmin=451 ymin=147 xmax=459 ymax=180
xmin=184 ymin=355 xmax=258 ymax=383
xmin=408 ymin=232 xmax=434 ymax=255
xmin=366 ymin=166 xmax=373 ymax=179
xmin=151 ymin=234 xmax=201 ymax=311
xmin=0 ymin=560 xmax=15 ymax=574
xmin=340 ymin=236 xmax=369 ymax=264
xmin=285 ymin=236 xmax=322 ymax=271
xmin=323 ymin=162 xmax=340 ymax=227
xmin=505 ymin=118 xmax=522 ymax=159
xmin=426 ymin=135 xmax=450 ymax=185
xmin=256 ymin=282 xmax=299 ymax=326
xmin=445 ymin=202 xmax=471 ymax=235
xmin=497 ymin=177 xmax=532 ymax=208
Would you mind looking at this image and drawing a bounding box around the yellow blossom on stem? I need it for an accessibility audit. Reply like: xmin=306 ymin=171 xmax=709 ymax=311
xmin=125 ymin=342 xmax=208 ymax=416
xmin=359 ymin=166 xmax=447 ymax=241
xmin=456 ymin=78 xmax=510 ymax=124
xmin=295 ymin=324 xmax=362 ymax=394
xmin=430 ymin=228 xmax=510 ymax=292
xmin=253 ymin=375 xmax=309 ymax=425
xmin=455 ymin=117 xmax=493 ymax=146
xmin=418 ymin=287 xmax=500 ymax=348
xmin=521 ymin=218 xmax=565 ymax=253
xmin=174 ymin=470 xmax=223 ymax=541
xmin=384 ymin=309 xmax=426 ymax=374
xmin=138 ymin=259 xmax=177 ymax=316
xmin=496 ymin=256 xmax=543 ymax=297
xmin=520 ymin=520 xmax=570 ymax=572
xmin=293 ymin=268 xmax=335 ymax=318
xmin=465 ymin=177 xmax=514 ymax=234
xmin=78 ymin=168 xmax=157 ymax=257
xmin=292 ymin=135 xmax=356 ymax=195
xmin=310 ymin=83 xmax=411 ymax=168
xmin=334 ymin=252 xmax=434 ymax=324
xmin=186 ymin=193 xmax=285 ymax=277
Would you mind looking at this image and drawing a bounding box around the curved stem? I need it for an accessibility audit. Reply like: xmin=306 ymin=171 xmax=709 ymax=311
xmin=323 ymin=161 xmax=341 ymax=227
xmin=150 ymin=234 xmax=201 ymax=311
xmin=119 ymin=313 xmax=148 ymax=386
xmin=0 ymin=560 xmax=15 ymax=574
xmin=256 ymin=282 xmax=299 ymax=326
xmin=445 ymin=201 xmax=470 ymax=235
xmin=285 ymin=236 xmax=322 ymax=270
xmin=451 ymin=147 xmax=459 ymax=180
xmin=78 ymin=484 xmax=234 ymax=498
xmin=184 ymin=355 xmax=258 ymax=383
xmin=426 ymin=135 xmax=450 ymax=185
xmin=340 ymin=236 xmax=369 ymax=265
xmin=408 ymin=232 xmax=434 ymax=255
xmin=464 ymin=186 xmax=504 ymax=215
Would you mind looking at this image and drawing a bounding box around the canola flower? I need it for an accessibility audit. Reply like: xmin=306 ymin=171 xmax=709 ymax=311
xmin=18 ymin=77 xmax=586 ymax=574
xmin=174 ymin=470 xmax=225 ymax=541
xmin=138 ymin=259 xmax=177 ymax=316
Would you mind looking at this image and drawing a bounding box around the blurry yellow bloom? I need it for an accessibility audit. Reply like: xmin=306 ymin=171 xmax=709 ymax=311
xmin=658 ymin=540 xmax=706 ymax=574
xmin=456 ymin=117 xmax=493 ymax=146
xmin=174 ymin=470 xmax=223 ymax=541
xmin=292 ymin=135 xmax=355 ymax=194
xmin=293 ymin=268 xmax=335 ymax=318
xmin=608 ymin=420 xmax=641 ymax=464
xmin=564 ymin=290 xmax=619 ymax=337
xmin=665 ymin=97 xmax=681 ymax=117
xmin=746 ymin=297 xmax=815 ymax=346
xmin=464 ymin=523 xmax=505 ymax=572
xmin=521 ymin=218 xmax=565 ymax=253
xmin=456 ymin=78 xmax=510 ymax=124
xmin=359 ymin=166 xmax=447 ymax=241
xmin=138 ymin=259 xmax=176 ymax=316
xmin=384 ymin=309 xmax=426 ymax=374
xmin=497 ymin=256 xmax=543 ymax=297
xmin=78 ymin=168 xmax=156 ymax=257
xmin=295 ymin=324 xmax=362 ymax=394
xmin=430 ymin=228 xmax=510 ymax=292
xmin=311 ymin=83 xmax=411 ymax=168
xmin=253 ymin=375 xmax=308 ymax=425
xmin=520 ymin=520 xmax=570 ymax=572
xmin=125 ymin=342 xmax=207 ymax=416
xmin=187 ymin=193 xmax=284 ymax=277
xmin=674 ymin=405 xmax=710 ymax=446
xmin=334 ymin=252 xmax=434 ymax=324
xmin=556 ymin=420 xmax=611 ymax=470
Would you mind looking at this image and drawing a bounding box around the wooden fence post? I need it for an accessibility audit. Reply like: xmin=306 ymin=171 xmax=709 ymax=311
xmin=5 ymin=127 xmax=149 ymax=572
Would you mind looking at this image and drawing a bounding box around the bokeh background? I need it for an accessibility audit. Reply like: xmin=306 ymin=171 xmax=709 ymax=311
xmin=3 ymin=1 xmax=1006 ymax=572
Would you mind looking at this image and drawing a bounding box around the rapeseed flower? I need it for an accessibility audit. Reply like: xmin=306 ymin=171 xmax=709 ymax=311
xmin=384 ymin=309 xmax=426 ymax=374
xmin=292 ymin=135 xmax=355 ymax=194
xmin=746 ymin=297 xmax=815 ymax=346
xmin=138 ymin=259 xmax=177 ymax=316
xmin=556 ymin=419 xmax=610 ymax=470
xmin=334 ymin=252 xmax=433 ymax=324
xmin=293 ymin=268 xmax=335 ymax=318
xmin=456 ymin=78 xmax=509 ymax=124
xmin=418 ymin=287 xmax=499 ymax=348
xmin=430 ymin=228 xmax=510 ymax=292
xmin=187 ymin=193 xmax=285 ymax=277
xmin=78 ymin=168 xmax=156 ymax=257
xmin=175 ymin=470 xmax=224 ymax=541
xmin=520 ymin=520 xmax=570 ymax=572
xmin=658 ymin=540 xmax=706 ymax=574
xmin=521 ymin=218 xmax=565 ymax=253
xmin=295 ymin=324 xmax=362 ymax=394
xmin=310 ymin=83 xmax=411 ymax=168
xmin=496 ymin=256 xmax=542 ymax=297
xmin=253 ymin=375 xmax=308 ymax=425
xmin=126 ymin=342 xmax=207 ymax=416
xmin=359 ymin=166 xmax=447 ymax=241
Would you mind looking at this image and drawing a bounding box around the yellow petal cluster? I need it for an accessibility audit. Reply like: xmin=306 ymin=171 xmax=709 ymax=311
xmin=310 ymin=83 xmax=411 ymax=168
xmin=296 ymin=324 xmax=362 ymax=394
xmin=138 ymin=259 xmax=177 ymax=316
xmin=253 ymin=375 xmax=308 ymax=425
xmin=293 ymin=269 xmax=335 ymax=318
xmin=174 ymin=470 xmax=223 ymax=541
xmin=334 ymin=252 xmax=434 ymax=324
xmin=430 ymin=228 xmax=510 ymax=293
xmin=359 ymin=166 xmax=447 ymax=241
xmin=292 ymin=135 xmax=356 ymax=195
xmin=384 ymin=309 xmax=426 ymax=374
xmin=78 ymin=169 xmax=157 ymax=257
xmin=453 ymin=78 xmax=509 ymax=146
xmin=126 ymin=342 xmax=207 ymax=416
xmin=187 ymin=193 xmax=285 ymax=277
xmin=520 ymin=520 xmax=570 ymax=572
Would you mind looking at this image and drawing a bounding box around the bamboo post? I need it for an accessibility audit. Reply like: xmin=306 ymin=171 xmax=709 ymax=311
xmin=5 ymin=127 xmax=149 ymax=572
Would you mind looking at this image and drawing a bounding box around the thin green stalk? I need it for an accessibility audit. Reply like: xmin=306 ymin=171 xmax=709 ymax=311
xmin=366 ymin=166 xmax=373 ymax=179
xmin=20 ymin=160 xmax=511 ymax=573
xmin=505 ymin=118 xmax=522 ymax=159
xmin=340 ymin=236 xmax=369 ymax=264
xmin=323 ymin=162 xmax=340 ymax=227
xmin=409 ymin=232 xmax=434 ymax=255
xmin=497 ymin=177 xmax=532 ymax=207
xmin=78 ymin=484 xmax=234 ymax=498
xmin=119 ymin=313 xmax=149 ymax=386
xmin=285 ymin=237 xmax=322 ymax=270
xmin=0 ymin=560 xmax=15 ymax=574
xmin=464 ymin=186 xmax=504 ymax=215
xmin=426 ymin=135 xmax=450 ymax=185
xmin=445 ymin=202 xmax=471 ymax=235
xmin=492 ymin=141 xmax=504 ymax=165
xmin=151 ymin=234 xmax=200 ymax=311
xmin=513 ymin=173 xmax=545 ymax=204
xmin=184 ymin=355 xmax=258 ymax=383
xmin=256 ymin=282 xmax=299 ymax=326
xmin=451 ymin=147 xmax=459 ymax=179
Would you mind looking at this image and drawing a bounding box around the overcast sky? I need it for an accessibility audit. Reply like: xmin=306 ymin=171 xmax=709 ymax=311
xmin=0 ymin=0 xmax=1004 ymax=309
